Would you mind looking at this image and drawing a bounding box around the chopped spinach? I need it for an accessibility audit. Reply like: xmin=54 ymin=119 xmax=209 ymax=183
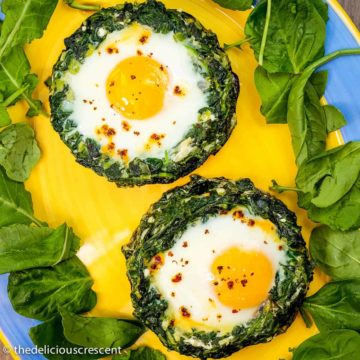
xmin=8 ymin=256 xmax=97 ymax=321
xmin=303 ymin=279 xmax=360 ymax=332
xmin=310 ymin=226 xmax=360 ymax=280
xmin=292 ymin=329 xmax=360 ymax=360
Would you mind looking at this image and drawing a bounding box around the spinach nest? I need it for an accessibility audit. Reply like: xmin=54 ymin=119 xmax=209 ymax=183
xmin=50 ymin=0 xmax=239 ymax=187
xmin=123 ymin=175 xmax=313 ymax=359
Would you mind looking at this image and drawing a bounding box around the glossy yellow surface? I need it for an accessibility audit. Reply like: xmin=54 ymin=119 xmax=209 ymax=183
xmin=8 ymin=0 xmax=344 ymax=359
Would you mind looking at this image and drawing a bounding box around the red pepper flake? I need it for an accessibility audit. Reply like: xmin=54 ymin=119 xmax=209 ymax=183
xmin=233 ymin=210 xmax=244 ymax=219
xmin=133 ymin=131 xmax=140 ymax=136
xmin=220 ymin=210 xmax=228 ymax=215
xmin=171 ymin=273 xmax=182 ymax=283
xmin=241 ymin=279 xmax=248 ymax=287
xmin=217 ymin=266 xmax=224 ymax=274
xmin=278 ymin=245 xmax=283 ymax=251
xmin=137 ymin=50 xmax=143 ymax=56
xmin=174 ymin=85 xmax=184 ymax=96
xmin=109 ymin=81 xmax=115 ymax=87
xmin=159 ymin=64 xmax=165 ymax=71
xmin=182 ymin=241 xmax=188 ymax=248
xmin=107 ymin=142 xmax=115 ymax=151
xmin=106 ymin=46 xmax=119 ymax=54
xmin=130 ymin=75 xmax=136 ymax=80
xmin=251 ymin=272 xmax=254 ymax=276
xmin=184 ymin=260 xmax=189 ymax=265
xmin=248 ymin=219 xmax=256 ymax=227
xmin=150 ymin=133 xmax=165 ymax=141
xmin=168 ymin=251 xmax=174 ymax=257
xmin=232 ymin=309 xmax=239 ymax=314
xmin=180 ymin=306 xmax=191 ymax=318
xmin=117 ymin=149 xmax=128 ymax=161
xmin=101 ymin=117 xmax=106 ymax=122
xmin=213 ymin=281 xmax=219 ymax=286
xmin=122 ymin=121 xmax=131 ymax=132
xmin=204 ymin=229 xmax=210 ymax=235
xmin=83 ymin=99 xmax=88 ymax=103
xmin=227 ymin=281 xmax=234 ymax=290
xmin=93 ymin=107 xmax=97 ymax=111
xmin=139 ymin=34 xmax=149 ymax=44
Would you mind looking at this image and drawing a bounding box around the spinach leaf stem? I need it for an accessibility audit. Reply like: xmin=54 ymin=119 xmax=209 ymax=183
xmin=259 ymin=0 xmax=272 ymax=65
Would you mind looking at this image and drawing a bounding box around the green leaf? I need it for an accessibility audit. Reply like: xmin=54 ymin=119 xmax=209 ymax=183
xmin=61 ymin=310 xmax=145 ymax=349
xmin=292 ymin=330 xmax=360 ymax=360
xmin=310 ymin=226 xmax=360 ymax=280
xmin=211 ymin=0 xmax=253 ymax=11
xmin=8 ymin=256 xmax=97 ymax=321
xmin=30 ymin=316 xmax=99 ymax=360
xmin=303 ymin=279 xmax=360 ymax=332
xmin=254 ymin=66 xmax=295 ymax=124
xmin=0 ymin=123 xmax=40 ymax=181
xmin=309 ymin=70 xmax=328 ymax=98
xmin=113 ymin=347 xmax=167 ymax=360
xmin=245 ymin=0 xmax=328 ymax=74
xmin=0 ymin=166 xmax=40 ymax=227
xmin=0 ymin=0 xmax=58 ymax=61
xmin=323 ymin=105 xmax=347 ymax=132
xmin=0 ymin=223 xmax=80 ymax=274
xmin=0 ymin=105 xmax=11 ymax=127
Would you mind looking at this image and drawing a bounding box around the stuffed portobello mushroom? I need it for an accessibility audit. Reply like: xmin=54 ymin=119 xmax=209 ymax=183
xmin=123 ymin=176 xmax=313 ymax=359
xmin=50 ymin=0 xmax=239 ymax=187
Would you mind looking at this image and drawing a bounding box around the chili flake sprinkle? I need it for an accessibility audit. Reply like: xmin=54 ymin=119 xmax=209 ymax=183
xmin=122 ymin=121 xmax=131 ymax=132
xmin=171 ymin=273 xmax=182 ymax=283
xmin=139 ymin=34 xmax=149 ymax=44
xmin=180 ymin=306 xmax=191 ymax=318
xmin=182 ymin=241 xmax=188 ymax=248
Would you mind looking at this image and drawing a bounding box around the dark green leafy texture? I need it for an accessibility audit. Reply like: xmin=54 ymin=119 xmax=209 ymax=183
xmin=0 ymin=166 xmax=40 ymax=227
xmin=303 ymin=279 xmax=360 ymax=332
xmin=245 ymin=0 xmax=328 ymax=74
xmin=296 ymin=142 xmax=360 ymax=231
xmin=61 ymin=310 xmax=145 ymax=349
xmin=124 ymin=175 xmax=312 ymax=359
xmin=310 ymin=226 xmax=360 ymax=280
xmin=30 ymin=316 xmax=99 ymax=360
xmin=292 ymin=330 xmax=360 ymax=360
xmin=0 ymin=123 xmax=40 ymax=181
xmin=51 ymin=0 xmax=239 ymax=186
xmin=212 ymin=0 xmax=253 ymax=11
xmin=8 ymin=256 xmax=97 ymax=321
xmin=0 ymin=223 xmax=80 ymax=274
xmin=113 ymin=347 xmax=167 ymax=360
xmin=323 ymin=105 xmax=347 ymax=132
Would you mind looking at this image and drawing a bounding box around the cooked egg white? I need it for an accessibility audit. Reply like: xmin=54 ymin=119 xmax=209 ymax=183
xmin=150 ymin=208 xmax=287 ymax=332
xmin=65 ymin=23 xmax=208 ymax=161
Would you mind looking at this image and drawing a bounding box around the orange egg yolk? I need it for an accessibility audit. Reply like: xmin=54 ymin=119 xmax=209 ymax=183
xmin=211 ymin=247 xmax=274 ymax=310
xmin=106 ymin=56 xmax=169 ymax=120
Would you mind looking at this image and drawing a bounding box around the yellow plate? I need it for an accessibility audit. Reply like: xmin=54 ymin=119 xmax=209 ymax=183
xmin=8 ymin=0 xmax=343 ymax=359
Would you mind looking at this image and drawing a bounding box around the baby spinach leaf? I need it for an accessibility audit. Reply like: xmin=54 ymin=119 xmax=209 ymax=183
xmin=0 ymin=166 xmax=41 ymax=227
xmin=0 ymin=0 xmax=58 ymax=61
xmin=211 ymin=0 xmax=253 ymax=11
xmin=0 ymin=123 xmax=41 ymax=181
xmin=323 ymin=105 xmax=347 ymax=132
xmin=245 ymin=0 xmax=327 ymax=74
xmin=30 ymin=316 xmax=99 ymax=360
xmin=292 ymin=329 xmax=360 ymax=360
xmin=61 ymin=310 xmax=145 ymax=349
xmin=113 ymin=347 xmax=167 ymax=360
xmin=0 ymin=223 xmax=80 ymax=274
xmin=310 ymin=226 xmax=360 ymax=280
xmin=64 ymin=1 xmax=101 ymax=11
xmin=303 ymin=279 xmax=360 ymax=331
xmin=8 ymin=256 xmax=97 ymax=321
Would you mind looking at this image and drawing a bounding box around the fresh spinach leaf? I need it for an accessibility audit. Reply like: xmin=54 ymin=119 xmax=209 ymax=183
xmin=0 ymin=0 xmax=58 ymax=60
xmin=0 ymin=223 xmax=80 ymax=274
xmin=0 ymin=105 xmax=11 ymax=127
xmin=245 ymin=0 xmax=328 ymax=73
xmin=302 ymin=279 xmax=360 ymax=332
xmin=323 ymin=105 xmax=347 ymax=132
xmin=113 ymin=347 xmax=167 ymax=360
xmin=0 ymin=123 xmax=40 ymax=181
xmin=211 ymin=0 xmax=253 ymax=11
xmin=8 ymin=256 xmax=97 ymax=321
xmin=0 ymin=166 xmax=41 ymax=227
xmin=310 ymin=226 xmax=360 ymax=280
xmin=292 ymin=329 xmax=360 ymax=360
xmin=61 ymin=310 xmax=145 ymax=349
xmin=30 ymin=316 xmax=99 ymax=360
xmin=64 ymin=1 xmax=101 ymax=11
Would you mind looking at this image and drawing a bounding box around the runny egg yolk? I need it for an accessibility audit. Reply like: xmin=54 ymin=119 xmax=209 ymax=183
xmin=106 ymin=56 xmax=169 ymax=120
xmin=211 ymin=247 xmax=274 ymax=310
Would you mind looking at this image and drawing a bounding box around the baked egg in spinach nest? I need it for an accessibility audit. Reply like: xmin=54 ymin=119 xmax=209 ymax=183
xmin=123 ymin=176 xmax=313 ymax=359
xmin=50 ymin=0 xmax=239 ymax=187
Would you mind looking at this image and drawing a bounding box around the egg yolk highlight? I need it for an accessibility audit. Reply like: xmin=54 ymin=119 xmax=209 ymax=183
xmin=211 ymin=247 xmax=274 ymax=310
xmin=106 ymin=56 xmax=169 ymax=120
